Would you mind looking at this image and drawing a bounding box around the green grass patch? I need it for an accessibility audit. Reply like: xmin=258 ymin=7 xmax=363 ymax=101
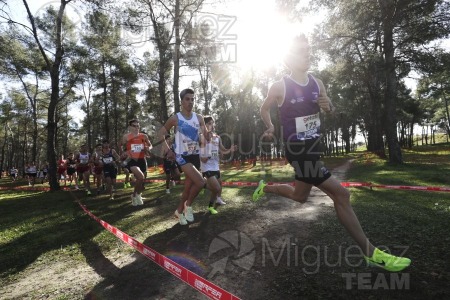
xmin=348 ymin=144 xmax=450 ymax=187
xmin=1 ymin=143 xmax=449 ymax=299
xmin=273 ymin=143 xmax=450 ymax=299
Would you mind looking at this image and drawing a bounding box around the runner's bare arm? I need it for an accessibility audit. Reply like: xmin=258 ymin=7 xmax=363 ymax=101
xmin=112 ymin=149 xmax=121 ymax=162
xmin=219 ymin=137 xmax=237 ymax=155
xmin=143 ymin=134 xmax=153 ymax=156
xmin=261 ymin=80 xmax=284 ymax=137
xmin=316 ymin=78 xmax=335 ymax=113
xmin=145 ymin=134 xmax=152 ymax=149
xmin=197 ymin=114 xmax=209 ymax=145
xmin=156 ymin=115 xmax=177 ymax=158
xmin=200 ymin=146 xmax=209 ymax=163
xmin=121 ymin=134 xmax=128 ymax=153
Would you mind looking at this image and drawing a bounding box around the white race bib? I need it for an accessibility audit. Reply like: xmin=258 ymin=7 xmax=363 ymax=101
xmin=295 ymin=113 xmax=320 ymax=138
xmin=131 ymin=143 xmax=144 ymax=153
xmin=183 ymin=141 xmax=199 ymax=154
xmin=211 ymin=150 xmax=219 ymax=158
xmin=102 ymin=157 xmax=113 ymax=164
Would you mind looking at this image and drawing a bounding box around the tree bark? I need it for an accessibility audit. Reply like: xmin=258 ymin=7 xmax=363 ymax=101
xmin=23 ymin=0 xmax=70 ymax=190
xmin=379 ymin=0 xmax=403 ymax=163
xmin=173 ymin=0 xmax=181 ymax=114
xmin=102 ymin=60 xmax=110 ymax=143
xmin=148 ymin=2 xmax=169 ymax=122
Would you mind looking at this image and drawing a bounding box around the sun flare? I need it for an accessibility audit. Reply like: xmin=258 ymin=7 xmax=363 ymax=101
xmin=232 ymin=1 xmax=314 ymax=71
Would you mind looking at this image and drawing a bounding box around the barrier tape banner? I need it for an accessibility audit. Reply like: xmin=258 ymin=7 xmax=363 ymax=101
xmin=339 ymin=182 xmax=450 ymax=192
xmin=78 ymin=202 xmax=241 ymax=300
xmin=369 ymin=184 xmax=450 ymax=192
xmin=1 ymin=180 xmax=449 ymax=193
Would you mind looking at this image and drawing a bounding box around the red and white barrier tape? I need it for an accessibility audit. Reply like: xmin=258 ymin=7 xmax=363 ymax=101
xmin=78 ymin=202 xmax=241 ymax=300
xmin=369 ymin=184 xmax=450 ymax=192
xmin=339 ymin=182 xmax=450 ymax=192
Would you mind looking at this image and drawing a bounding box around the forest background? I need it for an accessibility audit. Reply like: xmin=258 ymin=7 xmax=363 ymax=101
xmin=0 ymin=0 xmax=449 ymax=191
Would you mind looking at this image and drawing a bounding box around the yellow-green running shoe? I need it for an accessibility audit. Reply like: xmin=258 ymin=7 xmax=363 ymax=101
xmin=364 ymin=248 xmax=411 ymax=272
xmin=208 ymin=207 xmax=218 ymax=215
xmin=253 ymin=180 xmax=267 ymax=202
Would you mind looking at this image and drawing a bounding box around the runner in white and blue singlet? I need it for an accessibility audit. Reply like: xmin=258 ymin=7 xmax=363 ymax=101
xmin=173 ymin=111 xmax=201 ymax=168
xmin=157 ymin=88 xmax=210 ymax=225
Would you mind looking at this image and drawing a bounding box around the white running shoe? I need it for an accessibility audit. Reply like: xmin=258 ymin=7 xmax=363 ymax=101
xmin=174 ymin=210 xmax=188 ymax=225
xmin=136 ymin=194 xmax=144 ymax=205
xmin=166 ymin=189 xmax=170 ymax=194
xmin=131 ymin=195 xmax=138 ymax=206
xmin=216 ymin=197 xmax=226 ymax=205
xmin=184 ymin=205 xmax=194 ymax=222
xmin=171 ymin=180 xmax=176 ymax=187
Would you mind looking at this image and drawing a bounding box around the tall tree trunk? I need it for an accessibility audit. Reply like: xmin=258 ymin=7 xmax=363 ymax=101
xmin=82 ymin=82 xmax=93 ymax=149
xmin=380 ymin=0 xmax=402 ymax=164
xmin=31 ymin=105 xmax=38 ymax=162
xmin=199 ymin=65 xmax=210 ymax=115
xmin=22 ymin=129 xmax=27 ymax=175
xmin=367 ymin=116 xmax=385 ymax=156
xmin=23 ymin=0 xmax=68 ymax=190
xmin=342 ymin=125 xmax=351 ymax=153
xmin=1 ymin=125 xmax=7 ymax=176
xmin=64 ymin=101 xmax=69 ymax=154
xmin=48 ymin=69 xmax=61 ymax=190
xmin=431 ymin=125 xmax=435 ymax=144
xmin=158 ymin=61 xmax=169 ymax=122
xmin=443 ymin=91 xmax=450 ymax=136
xmin=173 ymin=0 xmax=181 ymax=114
xmin=113 ymin=83 xmax=119 ymax=147
xmin=354 ymin=43 xmax=385 ymax=155
xmin=102 ymin=61 xmax=110 ymax=142
xmin=409 ymin=118 xmax=414 ymax=148
xmin=148 ymin=2 xmax=169 ymax=122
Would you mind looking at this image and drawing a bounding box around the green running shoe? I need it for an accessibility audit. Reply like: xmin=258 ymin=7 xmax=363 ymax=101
xmin=364 ymin=248 xmax=411 ymax=272
xmin=208 ymin=207 xmax=218 ymax=215
xmin=253 ymin=180 xmax=267 ymax=202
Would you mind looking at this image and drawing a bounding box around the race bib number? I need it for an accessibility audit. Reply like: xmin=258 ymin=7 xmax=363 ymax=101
xmin=80 ymin=158 xmax=89 ymax=164
xmin=211 ymin=150 xmax=219 ymax=158
xmin=295 ymin=113 xmax=320 ymax=138
xmin=131 ymin=143 xmax=144 ymax=153
xmin=102 ymin=157 xmax=113 ymax=164
xmin=183 ymin=141 xmax=199 ymax=155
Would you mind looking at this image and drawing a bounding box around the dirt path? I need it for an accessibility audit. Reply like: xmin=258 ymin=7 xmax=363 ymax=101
xmin=2 ymin=160 xmax=355 ymax=300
